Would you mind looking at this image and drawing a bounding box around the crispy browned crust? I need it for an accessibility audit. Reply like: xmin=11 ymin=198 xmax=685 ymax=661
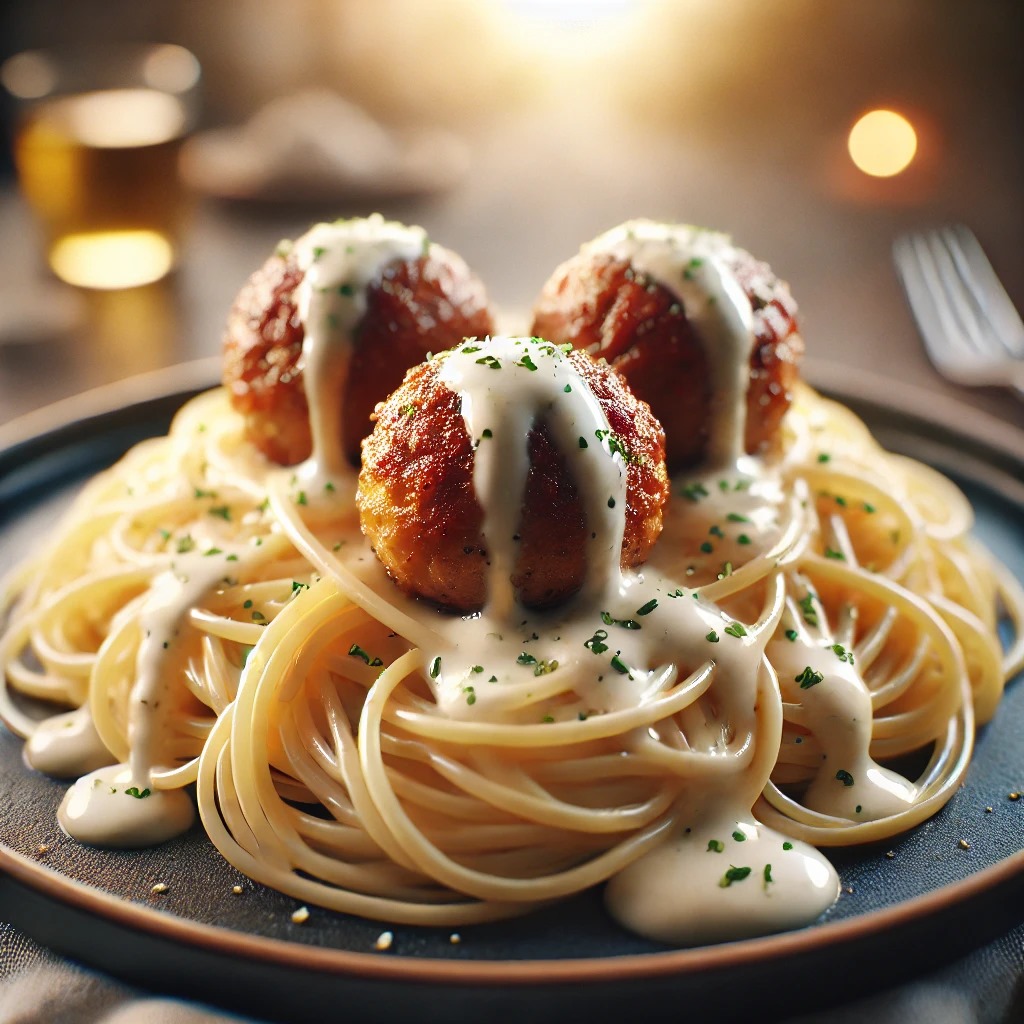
xmin=357 ymin=347 xmax=669 ymax=612
xmin=222 ymin=245 xmax=495 ymax=466
xmin=530 ymin=247 xmax=803 ymax=471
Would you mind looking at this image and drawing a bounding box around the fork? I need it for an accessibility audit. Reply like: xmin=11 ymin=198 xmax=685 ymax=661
xmin=892 ymin=224 xmax=1024 ymax=398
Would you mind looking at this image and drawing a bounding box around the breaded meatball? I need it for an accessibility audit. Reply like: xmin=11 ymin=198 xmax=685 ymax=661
xmin=222 ymin=218 xmax=495 ymax=467
xmin=358 ymin=338 xmax=669 ymax=613
xmin=531 ymin=221 xmax=803 ymax=471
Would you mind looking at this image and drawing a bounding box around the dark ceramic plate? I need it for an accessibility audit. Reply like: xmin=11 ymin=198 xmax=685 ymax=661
xmin=1 ymin=362 xmax=1022 ymax=1024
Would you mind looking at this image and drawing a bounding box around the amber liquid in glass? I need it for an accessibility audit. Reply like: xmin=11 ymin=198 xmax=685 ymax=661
xmin=15 ymin=88 xmax=189 ymax=288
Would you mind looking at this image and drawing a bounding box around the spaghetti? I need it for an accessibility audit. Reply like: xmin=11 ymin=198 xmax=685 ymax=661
xmin=1 ymin=217 xmax=1021 ymax=946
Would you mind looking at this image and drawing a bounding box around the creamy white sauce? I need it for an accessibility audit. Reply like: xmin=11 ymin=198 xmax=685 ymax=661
xmin=606 ymin=810 xmax=838 ymax=945
xmin=767 ymin=629 xmax=917 ymax=821
xmin=58 ymin=763 xmax=195 ymax=847
xmin=293 ymin=214 xmax=429 ymax=491
xmin=24 ymin=706 xmax=112 ymax=778
xmin=582 ymin=220 xmax=756 ymax=466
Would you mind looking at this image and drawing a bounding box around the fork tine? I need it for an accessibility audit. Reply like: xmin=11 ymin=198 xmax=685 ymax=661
xmin=892 ymin=235 xmax=961 ymax=367
xmin=922 ymin=230 xmax=994 ymax=359
xmin=943 ymin=225 xmax=1024 ymax=359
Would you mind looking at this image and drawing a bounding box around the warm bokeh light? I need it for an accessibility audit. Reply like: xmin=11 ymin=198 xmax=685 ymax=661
xmin=847 ymin=109 xmax=917 ymax=177
xmin=49 ymin=231 xmax=174 ymax=289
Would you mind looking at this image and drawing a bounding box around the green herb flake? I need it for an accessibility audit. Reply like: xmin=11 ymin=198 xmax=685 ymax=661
xmin=475 ymin=354 xmax=502 ymax=370
xmin=251 ymin=610 xmax=267 ymax=622
xmin=209 ymin=505 xmax=232 ymax=521
xmin=348 ymin=643 xmax=383 ymax=667
xmin=465 ymin=687 xmax=476 ymax=706
xmin=636 ymin=599 xmax=658 ymax=616
xmin=724 ymin=622 xmax=747 ymax=638
xmin=785 ymin=629 xmax=798 ymax=642
xmin=763 ymin=864 xmax=773 ymax=887
xmin=124 ymin=786 xmax=151 ymax=799
xmin=578 ymin=436 xmax=589 ymax=449
xmin=783 ymin=841 xmax=794 ymax=851
xmin=681 ymin=482 xmax=709 ymax=502
xmin=584 ymin=629 xmax=610 ymax=655
xmin=831 ymin=643 xmax=855 ymax=664
xmin=533 ymin=659 xmax=559 ymax=676
xmin=610 ymin=653 xmax=632 ymax=676
xmin=482 ymin=429 xmax=493 ymax=439
xmin=175 ymin=535 xmax=195 ymax=554
xmin=243 ymin=599 xmax=253 ymax=609
xmin=563 ymin=383 xmax=572 ymax=393
xmin=292 ymin=580 xmax=310 ymax=594
xmin=732 ymin=830 xmax=746 ymax=842
xmin=719 ymin=865 xmax=752 ymax=888
xmin=429 ymin=656 xmax=442 ymax=678
xmin=709 ymin=525 xmax=725 ymax=539
xmin=338 ymin=282 xmax=355 ymax=297
xmin=707 ymin=839 xmax=724 ymax=853
xmin=798 ymin=592 xmax=819 ymax=627
xmin=824 ymin=547 xmax=846 ymax=561
xmin=706 ymin=630 xmax=720 ymax=643
xmin=194 ymin=487 xmax=218 ymax=499
xmin=817 ymin=453 xmax=832 ymax=463
xmin=835 ymin=769 xmax=855 ymax=787
xmin=862 ymin=502 xmax=877 ymax=514
xmin=738 ymin=534 xmax=752 ymax=545
xmin=700 ymin=541 xmax=714 ymax=554
xmin=517 ymin=652 xmax=538 ymax=666
xmin=600 ymin=611 xmax=641 ymax=630
xmin=607 ymin=498 xmax=616 ymax=509
xmin=517 ymin=354 xmax=538 ymax=372
xmin=796 ymin=666 xmax=824 ymax=689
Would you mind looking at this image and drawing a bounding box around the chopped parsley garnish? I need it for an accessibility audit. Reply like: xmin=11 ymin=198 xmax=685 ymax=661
xmin=862 ymin=502 xmax=877 ymax=514
xmin=209 ymin=505 xmax=232 ymax=520
xmin=517 ymin=353 xmax=538 ymax=371
xmin=824 ymin=547 xmax=846 ymax=561
xmin=831 ymin=643 xmax=854 ymax=664
xmin=706 ymin=630 xmax=720 ymax=643
xmin=578 ymin=436 xmax=589 ymax=449
xmin=243 ymin=599 xmax=253 ymax=609
xmin=784 ymin=629 xmax=798 ymax=642
xmin=338 ymin=282 xmax=355 ymax=297
xmin=475 ymin=354 xmax=502 ymax=369
xmin=194 ymin=487 xmax=218 ymax=499
xmin=429 ymin=656 xmax=441 ymax=678
xmin=563 ymin=383 xmax=572 ymax=393
xmin=763 ymin=864 xmax=773 ymax=887
xmin=402 ymin=404 xmax=418 ymax=418
xmin=732 ymin=830 xmax=746 ymax=842
xmin=471 ymin=665 xmax=484 ymax=674
xmin=798 ymin=592 xmax=819 ymax=627
xmin=709 ymin=525 xmax=725 ymax=539
xmin=251 ymin=610 xmax=266 ymax=622
xmin=584 ymin=629 xmax=610 ymax=654
xmin=783 ymin=841 xmax=794 ymax=851
xmin=817 ymin=453 xmax=832 ymax=463
xmin=636 ymin=599 xmax=658 ymax=616
xmin=707 ymin=839 xmax=724 ymax=853
xmin=517 ymin=652 xmax=538 ymax=666
xmin=600 ymin=611 xmax=641 ymax=630
xmin=719 ymin=865 xmax=752 ymax=888
xmin=295 ymin=492 xmax=308 ymax=506
xmin=835 ymin=769 xmax=855 ymax=787
xmin=176 ymin=535 xmax=195 ymax=554
xmin=607 ymin=498 xmax=616 ymax=508
xmin=796 ymin=666 xmax=824 ymax=689
xmin=203 ymin=547 xmax=222 ymax=556
xmin=482 ymin=429 xmax=493 ymax=439
xmin=291 ymin=580 xmax=310 ymax=594
xmin=700 ymin=541 xmax=714 ymax=554
xmin=726 ymin=512 xmax=750 ymax=523
xmin=124 ymin=787 xmax=151 ymax=799
xmin=680 ymin=481 xmax=709 ymax=502
xmin=724 ymin=622 xmax=747 ymax=638
xmin=609 ymin=653 xmax=632 ymax=676
xmin=348 ymin=643 xmax=383 ymax=667
xmin=465 ymin=687 xmax=476 ymax=706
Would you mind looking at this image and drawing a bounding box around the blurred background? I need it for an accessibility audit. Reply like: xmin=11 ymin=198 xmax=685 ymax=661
xmin=0 ymin=0 xmax=1021 ymax=424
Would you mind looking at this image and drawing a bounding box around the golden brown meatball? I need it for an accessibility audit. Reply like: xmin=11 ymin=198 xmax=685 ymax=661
xmin=358 ymin=339 xmax=669 ymax=613
xmin=531 ymin=222 xmax=803 ymax=471
xmin=222 ymin=220 xmax=495 ymax=467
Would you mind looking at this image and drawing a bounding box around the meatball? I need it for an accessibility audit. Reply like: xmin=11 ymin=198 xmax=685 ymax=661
xmin=358 ymin=338 xmax=669 ymax=613
xmin=222 ymin=219 xmax=495 ymax=467
xmin=531 ymin=221 xmax=803 ymax=471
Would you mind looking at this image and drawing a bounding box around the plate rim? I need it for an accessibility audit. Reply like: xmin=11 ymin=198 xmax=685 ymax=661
xmin=1 ymin=359 xmax=1023 ymax=988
